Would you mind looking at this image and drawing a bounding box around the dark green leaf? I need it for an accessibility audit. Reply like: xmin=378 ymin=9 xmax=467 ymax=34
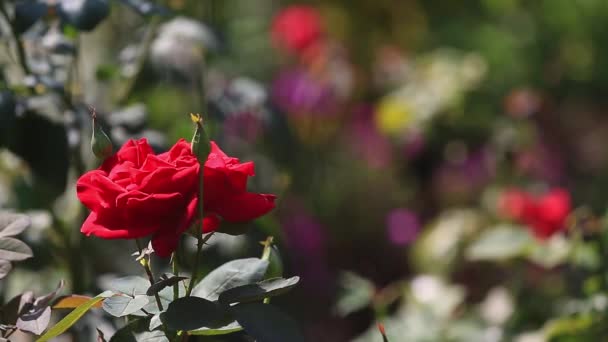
xmin=232 ymin=303 xmax=304 ymax=342
xmin=160 ymin=297 xmax=225 ymax=331
xmin=218 ymin=277 xmax=300 ymax=305
xmin=145 ymin=276 xmax=187 ymax=296
xmin=36 ymin=291 xmax=113 ymax=342
xmin=0 ymin=292 xmax=32 ymax=326
xmin=191 ymin=258 xmax=269 ymax=301
xmin=0 ymin=237 xmax=33 ymax=261
xmin=102 ymin=295 xmax=149 ymax=317
xmin=0 ymin=91 xmax=17 ymax=147
xmin=14 ymin=1 xmax=48 ymax=34
xmin=0 ymin=212 xmax=31 ymax=237
xmin=8 ymin=111 xmax=69 ymax=205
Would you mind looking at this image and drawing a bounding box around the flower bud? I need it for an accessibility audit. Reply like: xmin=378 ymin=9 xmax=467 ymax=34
xmin=90 ymin=109 xmax=113 ymax=159
xmin=190 ymin=113 xmax=210 ymax=164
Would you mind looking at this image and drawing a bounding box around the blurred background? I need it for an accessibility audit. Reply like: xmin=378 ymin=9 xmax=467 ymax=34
xmin=3 ymin=0 xmax=608 ymax=341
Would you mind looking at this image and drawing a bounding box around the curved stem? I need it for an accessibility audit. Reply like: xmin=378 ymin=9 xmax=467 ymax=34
xmin=136 ymin=239 xmax=163 ymax=311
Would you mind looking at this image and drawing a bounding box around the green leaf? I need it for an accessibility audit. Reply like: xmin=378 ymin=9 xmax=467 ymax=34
xmin=160 ymin=297 xmax=225 ymax=331
xmin=526 ymin=235 xmax=572 ymax=268
xmin=334 ymin=272 xmax=375 ymax=316
xmin=138 ymin=286 xmax=178 ymax=316
xmin=466 ymin=225 xmax=533 ymax=261
xmin=232 ymin=303 xmax=305 ymax=342
xmin=189 ymin=320 xmax=243 ymax=336
xmin=0 ymin=237 xmax=33 ymax=261
xmin=36 ymin=291 xmax=113 ymax=342
xmin=218 ymin=276 xmax=300 ymax=305
xmin=0 ymin=260 xmax=12 ymax=280
xmin=17 ymin=306 xmax=51 ymax=335
xmin=133 ymin=330 xmax=168 ymax=342
xmin=265 ymin=246 xmax=284 ymax=279
xmin=17 ymin=281 xmax=65 ymax=334
xmin=109 ymin=276 xmax=150 ymax=296
xmin=0 ymin=212 xmax=31 ymax=237
xmin=149 ymin=314 xmax=162 ymax=331
xmin=191 ymin=258 xmax=269 ymax=301
xmin=108 ymin=317 xmax=149 ymax=342
xmin=102 ymin=295 xmax=149 ymax=317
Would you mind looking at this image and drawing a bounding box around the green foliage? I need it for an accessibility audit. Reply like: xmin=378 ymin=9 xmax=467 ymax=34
xmin=231 ymin=303 xmax=305 ymax=342
xmin=37 ymin=291 xmax=113 ymax=342
xmin=218 ymin=276 xmax=300 ymax=305
xmin=191 ymin=258 xmax=269 ymax=301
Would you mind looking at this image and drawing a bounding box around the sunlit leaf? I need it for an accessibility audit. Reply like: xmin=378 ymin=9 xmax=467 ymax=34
xmin=36 ymin=291 xmax=113 ymax=342
xmin=0 ymin=237 xmax=32 ymax=261
xmin=466 ymin=225 xmax=532 ymax=261
xmin=334 ymin=272 xmax=375 ymax=316
xmin=53 ymin=295 xmax=102 ymax=309
xmin=0 ymin=212 xmax=31 ymax=237
xmin=103 ymin=295 xmax=149 ymax=317
xmin=0 ymin=260 xmax=12 ymax=280
xmin=191 ymin=258 xmax=269 ymax=301
xmin=188 ymin=320 xmax=243 ymax=336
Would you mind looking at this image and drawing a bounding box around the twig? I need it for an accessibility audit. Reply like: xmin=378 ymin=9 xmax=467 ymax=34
xmin=136 ymin=239 xmax=163 ymax=311
xmin=185 ymin=231 xmax=214 ymax=296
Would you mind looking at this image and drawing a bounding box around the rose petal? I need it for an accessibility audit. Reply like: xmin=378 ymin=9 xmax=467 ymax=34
xmin=81 ymin=211 xmax=158 ymax=239
xmin=116 ymin=139 xmax=154 ymax=167
xmin=77 ymin=172 xmax=125 ymax=211
xmin=212 ymin=193 xmax=276 ymax=222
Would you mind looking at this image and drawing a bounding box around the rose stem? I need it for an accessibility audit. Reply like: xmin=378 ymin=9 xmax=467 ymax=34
xmin=136 ymin=239 xmax=163 ymax=311
xmin=186 ymin=157 xmax=207 ymax=297
xmin=171 ymin=251 xmax=179 ymax=301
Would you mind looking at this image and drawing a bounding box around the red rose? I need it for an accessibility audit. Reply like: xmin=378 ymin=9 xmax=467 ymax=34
xmin=77 ymin=138 xmax=276 ymax=256
xmin=528 ymin=189 xmax=571 ymax=239
xmin=498 ymin=187 xmax=571 ymax=239
xmin=271 ymin=5 xmax=323 ymax=55
xmin=498 ymin=188 xmax=535 ymax=221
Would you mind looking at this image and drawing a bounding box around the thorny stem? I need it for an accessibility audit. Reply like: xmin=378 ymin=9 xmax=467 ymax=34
xmin=171 ymin=252 xmax=179 ymax=301
xmin=136 ymin=239 xmax=163 ymax=311
xmin=185 ymin=231 xmax=214 ymax=297
xmin=185 ymin=152 xmax=209 ymax=297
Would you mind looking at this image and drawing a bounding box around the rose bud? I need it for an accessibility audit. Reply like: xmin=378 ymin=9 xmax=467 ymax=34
xmin=91 ymin=109 xmax=113 ymax=159
xmin=190 ymin=113 xmax=211 ymax=164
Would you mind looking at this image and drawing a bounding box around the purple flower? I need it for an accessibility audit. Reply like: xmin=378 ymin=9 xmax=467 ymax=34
xmin=271 ymin=68 xmax=339 ymax=117
xmin=386 ymin=208 xmax=420 ymax=245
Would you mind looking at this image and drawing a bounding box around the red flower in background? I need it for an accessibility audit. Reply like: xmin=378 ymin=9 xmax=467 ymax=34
xmin=271 ymin=5 xmax=323 ymax=55
xmin=77 ymin=138 xmax=275 ymax=256
xmin=499 ymin=188 xmax=571 ymax=239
